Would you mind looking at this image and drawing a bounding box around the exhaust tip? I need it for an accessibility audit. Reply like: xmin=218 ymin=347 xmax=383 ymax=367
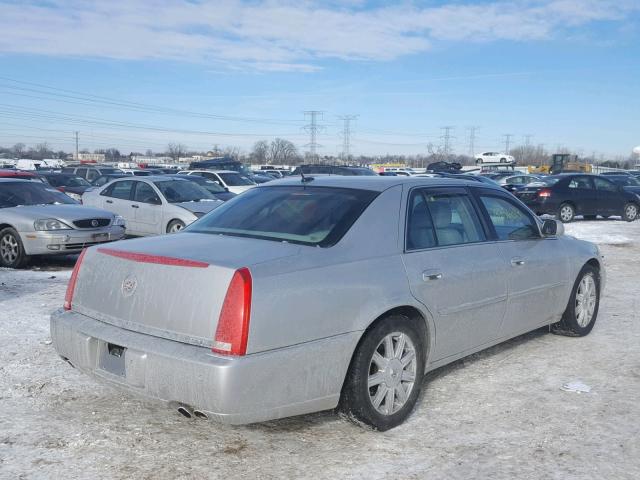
xmin=193 ymin=410 xmax=208 ymax=419
xmin=177 ymin=405 xmax=193 ymax=418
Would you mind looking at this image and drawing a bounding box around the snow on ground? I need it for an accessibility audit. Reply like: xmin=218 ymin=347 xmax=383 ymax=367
xmin=1 ymin=221 xmax=640 ymax=479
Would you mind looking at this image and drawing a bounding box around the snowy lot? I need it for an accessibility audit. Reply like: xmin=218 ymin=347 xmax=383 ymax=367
xmin=1 ymin=220 xmax=640 ymax=479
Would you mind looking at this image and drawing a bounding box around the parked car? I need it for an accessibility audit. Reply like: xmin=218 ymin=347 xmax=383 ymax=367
xmin=180 ymin=170 xmax=256 ymax=194
xmin=82 ymin=176 xmax=223 ymax=235
xmin=165 ymin=174 xmax=236 ymax=201
xmin=0 ymin=179 xmax=125 ymax=268
xmin=432 ymin=172 xmax=501 ymax=186
xmin=37 ymin=172 xmax=93 ymax=202
xmin=62 ymin=165 xmax=124 ymax=183
xmin=515 ymin=174 xmax=640 ymax=222
xmin=602 ymin=174 xmax=640 ymax=191
xmin=0 ymin=169 xmax=47 ymax=182
xmin=52 ymin=176 xmax=604 ymax=430
xmin=291 ymin=165 xmax=377 ymax=176
xmin=120 ymin=169 xmax=153 ymax=176
xmin=497 ymin=174 xmax=543 ymax=192
xmin=475 ymin=152 xmax=515 ymax=164
xmin=90 ymin=173 xmax=129 ymax=188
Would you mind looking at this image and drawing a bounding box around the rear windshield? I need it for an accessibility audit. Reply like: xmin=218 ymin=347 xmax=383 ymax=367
xmin=219 ymin=172 xmax=255 ymax=186
xmin=188 ymin=186 xmax=378 ymax=247
xmin=0 ymin=182 xmax=77 ymax=207
xmin=46 ymin=175 xmax=90 ymax=187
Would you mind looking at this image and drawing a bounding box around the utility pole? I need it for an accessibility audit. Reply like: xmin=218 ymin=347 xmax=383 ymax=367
xmin=75 ymin=131 xmax=79 ymax=161
xmin=524 ymin=134 xmax=533 ymax=147
xmin=440 ymin=126 xmax=455 ymax=160
xmin=503 ymin=133 xmax=514 ymax=154
xmin=338 ymin=115 xmax=358 ymax=162
xmin=304 ymin=111 xmax=324 ymax=163
xmin=467 ymin=126 xmax=479 ymax=157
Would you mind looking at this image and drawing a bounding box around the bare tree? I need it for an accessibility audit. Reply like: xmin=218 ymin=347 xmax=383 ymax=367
xmin=12 ymin=143 xmax=25 ymax=158
xmin=269 ymin=138 xmax=298 ymax=165
xmin=251 ymin=140 xmax=269 ymax=164
xmin=145 ymin=149 xmax=154 ymax=157
xmin=223 ymin=146 xmax=241 ymax=160
xmin=166 ymin=143 xmax=187 ymax=162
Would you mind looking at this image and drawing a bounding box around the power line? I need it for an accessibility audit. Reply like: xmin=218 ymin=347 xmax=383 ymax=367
xmin=304 ymin=111 xmax=324 ymax=162
xmin=440 ymin=126 xmax=455 ymax=159
xmin=338 ymin=115 xmax=358 ymax=161
xmin=524 ymin=134 xmax=534 ymax=147
xmin=503 ymin=133 xmax=514 ymax=153
xmin=467 ymin=126 xmax=480 ymax=157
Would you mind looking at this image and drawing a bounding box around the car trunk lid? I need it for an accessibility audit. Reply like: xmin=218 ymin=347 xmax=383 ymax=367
xmin=71 ymin=233 xmax=300 ymax=347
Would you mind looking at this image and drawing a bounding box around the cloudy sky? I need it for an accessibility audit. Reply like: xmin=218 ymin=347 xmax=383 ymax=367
xmin=0 ymin=0 xmax=638 ymax=157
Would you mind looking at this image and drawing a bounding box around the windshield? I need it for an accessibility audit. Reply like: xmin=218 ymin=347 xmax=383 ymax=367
xmin=219 ymin=172 xmax=255 ymax=186
xmin=154 ymin=180 xmax=216 ymax=203
xmin=0 ymin=182 xmax=77 ymax=207
xmin=101 ymin=168 xmax=123 ymax=175
xmin=184 ymin=177 xmax=226 ymax=193
xmin=188 ymin=186 xmax=378 ymax=247
xmin=46 ymin=176 xmax=90 ymax=187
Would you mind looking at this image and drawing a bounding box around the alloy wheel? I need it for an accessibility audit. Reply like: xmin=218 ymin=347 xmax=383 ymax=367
xmin=0 ymin=233 xmax=19 ymax=264
xmin=575 ymin=274 xmax=597 ymax=327
xmin=560 ymin=205 xmax=574 ymax=222
xmin=368 ymin=332 xmax=417 ymax=416
xmin=625 ymin=204 xmax=638 ymax=220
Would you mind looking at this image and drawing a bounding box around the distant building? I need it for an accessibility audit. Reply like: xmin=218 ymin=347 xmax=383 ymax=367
xmin=131 ymin=155 xmax=173 ymax=165
xmin=76 ymin=153 xmax=106 ymax=163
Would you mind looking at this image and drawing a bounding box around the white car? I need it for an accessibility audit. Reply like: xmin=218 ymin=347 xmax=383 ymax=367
xmin=82 ymin=176 xmax=223 ymax=235
xmin=475 ymin=152 xmax=515 ymax=164
xmin=180 ymin=170 xmax=256 ymax=194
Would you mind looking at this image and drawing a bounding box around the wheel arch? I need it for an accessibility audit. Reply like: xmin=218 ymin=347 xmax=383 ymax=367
xmin=165 ymin=218 xmax=185 ymax=233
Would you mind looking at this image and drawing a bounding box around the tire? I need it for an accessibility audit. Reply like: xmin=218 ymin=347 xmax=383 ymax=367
xmin=0 ymin=227 xmax=29 ymax=268
xmin=166 ymin=219 xmax=186 ymax=233
xmin=557 ymin=203 xmax=575 ymax=223
xmin=622 ymin=203 xmax=639 ymax=222
xmin=500 ymin=158 xmax=506 ymax=163
xmin=476 ymin=158 xmax=483 ymax=165
xmin=339 ymin=314 xmax=426 ymax=431
xmin=583 ymin=215 xmax=597 ymax=220
xmin=552 ymin=264 xmax=600 ymax=336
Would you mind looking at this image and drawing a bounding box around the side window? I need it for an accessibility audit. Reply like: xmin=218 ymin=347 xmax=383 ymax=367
xmin=568 ymin=177 xmax=593 ymax=190
xmin=86 ymin=169 xmax=99 ymax=181
xmin=593 ymin=177 xmax=618 ymax=192
xmin=133 ymin=182 xmax=161 ymax=204
xmin=406 ymin=189 xmax=485 ymax=250
xmin=479 ymin=195 xmax=540 ymax=241
xmin=103 ymin=180 xmax=133 ymax=200
xmin=76 ymin=168 xmax=87 ymax=179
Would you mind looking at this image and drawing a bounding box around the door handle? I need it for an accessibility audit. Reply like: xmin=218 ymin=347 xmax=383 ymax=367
xmin=511 ymin=257 xmax=526 ymax=266
xmin=131 ymin=204 xmax=139 ymax=208
xmin=106 ymin=200 xmax=113 ymax=204
xmin=422 ymin=270 xmax=443 ymax=281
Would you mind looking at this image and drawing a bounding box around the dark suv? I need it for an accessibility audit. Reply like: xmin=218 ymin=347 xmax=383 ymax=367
xmin=291 ymin=165 xmax=376 ymax=176
xmin=515 ymin=173 xmax=640 ymax=222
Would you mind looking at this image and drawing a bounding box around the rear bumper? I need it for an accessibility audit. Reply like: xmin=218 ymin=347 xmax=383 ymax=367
xmin=20 ymin=226 xmax=125 ymax=255
xmin=519 ymin=197 xmax=557 ymax=215
xmin=50 ymin=309 xmax=360 ymax=424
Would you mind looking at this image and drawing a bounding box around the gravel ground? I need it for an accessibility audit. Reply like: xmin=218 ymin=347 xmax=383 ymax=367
xmin=1 ymin=220 xmax=639 ymax=479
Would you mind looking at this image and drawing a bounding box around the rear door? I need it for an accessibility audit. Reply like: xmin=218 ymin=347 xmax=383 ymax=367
xmin=593 ymin=176 xmax=624 ymax=216
xmin=131 ymin=180 xmax=164 ymax=235
xmin=473 ymin=189 xmax=570 ymax=336
xmin=402 ymin=186 xmax=508 ymax=360
xmin=566 ymin=176 xmax=597 ymax=216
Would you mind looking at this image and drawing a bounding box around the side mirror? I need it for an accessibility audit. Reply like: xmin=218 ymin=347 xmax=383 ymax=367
xmin=541 ymin=219 xmax=564 ymax=237
xmin=225 ymin=187 xmax=229 ymax=192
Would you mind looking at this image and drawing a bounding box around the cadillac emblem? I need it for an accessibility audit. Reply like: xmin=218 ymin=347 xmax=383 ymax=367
xmin=121 ymin=275 xmax=138 ymax=297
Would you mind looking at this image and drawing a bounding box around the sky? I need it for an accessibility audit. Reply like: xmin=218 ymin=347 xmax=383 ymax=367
xmin=0 ymin=0 xmax=638 ymax=158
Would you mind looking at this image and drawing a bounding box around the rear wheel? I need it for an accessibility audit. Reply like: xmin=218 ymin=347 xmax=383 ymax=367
xmin=476 ymin=158 xmax=483 ymax=165
xmin=557 ymin=203 xmax=575 ymax=223
xmin=166 ymin=219 xmax=186 ymax=233
xmin=0 ymin=227 xmax=29 ymax=268
xmin=552 ymin=265 xmax=600 ymax=336
xmin=339 ymin=314 xmax=425 ymax=431
xmin=622 ymin=203 xmax=638 ymax=222
xmin=500 ymin=157 xmax=507 ymax=163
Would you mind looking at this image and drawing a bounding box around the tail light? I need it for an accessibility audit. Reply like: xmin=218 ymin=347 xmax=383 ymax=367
xmin=63 ymin=249 xmax=87 ymax=310
xmin=212 ymin=268 xmax=252 ymax=356
xmin=538 ymin=189 xmax=552 ymax=198
xmin=57 ymin=187 xmax=65 ymax=192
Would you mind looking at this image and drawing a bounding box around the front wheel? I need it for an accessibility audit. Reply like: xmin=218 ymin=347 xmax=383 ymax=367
xmin=339 ymin=314 xmax=426 ymax=431
xmin=558 ymin=203 xmax=575 ymax=223
xmin=622 ymin=203 xmax=638 ymax=222
xmin=166 ymin=219 xmax=186 ymax=233
xmin=552 ymin=265 xmax=600 ymax=336
xmin=0 ymin=227 xmax=29 ymax=268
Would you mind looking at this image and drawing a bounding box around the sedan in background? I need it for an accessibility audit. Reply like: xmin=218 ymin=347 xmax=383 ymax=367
xmin=181 ymin=170 xmax=256 ymax=194
xmin=0 ymin=179 xmax=125 ymax=268
xmin=516 ymin=174 xmax=640 ymax=222
xmin=475 ymin=152 xmax=515 ymax=164
xmin=53 ymin=176 xmax=603 ymax=430
xmin=82 ymin=176 xmax=223 ymax=235
xmin=165 ymin=174 xmax=236 ymax=201
xmin=0 ymin=169 xmax=47 ymax=182
xmin=603 ymin=174 xmax=640 ymax=195
xmin=497 ymin=174 xmax=543 ymax=193
xmin=38 ymin=172 xmax=93 ymax=202
xmin=90 ymin=173 xmax=128 ymax=188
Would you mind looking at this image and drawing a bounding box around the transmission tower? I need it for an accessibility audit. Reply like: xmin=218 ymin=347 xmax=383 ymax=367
xmin=440 ymin=126 xmax=455 ymax=160
xmin=304 ymin=111 xmax=324 ymax=163
xmin=467 ymin=126 xmax=480 ymax=157
xmin=503 ymin=134 xmax=514 ymax=153
xmin=338 ymin=115 xmax=358 ymax=161
xmin=524 ymin=134 xmax=534 ymax=147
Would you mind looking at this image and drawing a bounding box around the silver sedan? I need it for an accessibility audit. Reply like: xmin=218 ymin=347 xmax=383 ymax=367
xmin=0 ymin=179 xmax=126 ymax=268
xmin=51 ymin=176 xmax=604 ymax=430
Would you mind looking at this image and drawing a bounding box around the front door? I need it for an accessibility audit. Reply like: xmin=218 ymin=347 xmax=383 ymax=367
xmin=131 ymin=181 xmax=163 ymax=235
xmin=101 ymin=180 xmax=136 ymax=234
xmin=401 ymin=186 xmax=508 ymax=361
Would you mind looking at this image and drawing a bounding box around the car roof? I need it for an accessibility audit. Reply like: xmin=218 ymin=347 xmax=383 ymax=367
xmin=269 ymin=175 xmax=504 ymax=192
xmin=0 ymin=178 xmax=36 ymax=183
xmin=188 ymin=169 xmax=238 ymax=174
